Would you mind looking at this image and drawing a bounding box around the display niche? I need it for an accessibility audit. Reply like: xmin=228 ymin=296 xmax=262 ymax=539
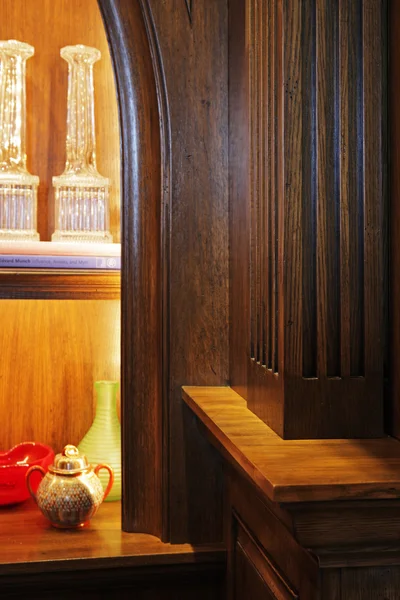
xmin=0 ymin=0 xmax=123 ymax=559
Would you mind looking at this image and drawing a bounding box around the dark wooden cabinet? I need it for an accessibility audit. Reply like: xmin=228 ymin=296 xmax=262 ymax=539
xmin=183 ymin=387 xmax=400 ymax=600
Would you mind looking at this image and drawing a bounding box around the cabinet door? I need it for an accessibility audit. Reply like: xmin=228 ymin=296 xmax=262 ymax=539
xmin=233 ymin=522 xmax=298 ymax=600
xmin=235 ymin=541 xmax=279 ymax=599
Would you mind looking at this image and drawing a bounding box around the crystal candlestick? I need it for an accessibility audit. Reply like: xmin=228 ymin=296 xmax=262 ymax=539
xmin=52 ymin=45 xmax=112 ymax=243
xmin=0 ymin=40 xmax=39 ymax=241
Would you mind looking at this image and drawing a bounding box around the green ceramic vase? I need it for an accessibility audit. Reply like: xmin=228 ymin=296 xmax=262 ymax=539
xmin=78 ymin=380 xmax=121 ymax=502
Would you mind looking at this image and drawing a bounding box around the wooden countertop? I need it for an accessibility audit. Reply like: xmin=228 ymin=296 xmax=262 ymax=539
xmin=0 ymin=500 xmax=224 ymax=576
xmin=183 ymin=386 xmax=400 ymax=504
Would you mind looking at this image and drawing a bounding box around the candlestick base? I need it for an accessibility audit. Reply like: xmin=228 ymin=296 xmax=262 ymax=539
xmin=0 ymin=176 xmax=40 ymax=241
xmin=52 ymin=177 xmax=113 ymax=243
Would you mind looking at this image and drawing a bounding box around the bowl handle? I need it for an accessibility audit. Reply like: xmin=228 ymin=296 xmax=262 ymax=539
xmin=94 ymin=464 xmax=114 ymax=501
xmin=26 ymin=465 xmax=46 ymax=503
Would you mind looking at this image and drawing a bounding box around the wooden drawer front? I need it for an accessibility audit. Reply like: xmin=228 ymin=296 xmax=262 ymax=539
xmin=234 ymin=520 xmax=298 ymax=600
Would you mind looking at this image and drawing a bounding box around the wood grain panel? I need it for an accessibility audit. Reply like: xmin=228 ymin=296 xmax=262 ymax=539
xmin=342 ymin=567 xmax=400 ymax=599
xmin=0 ymin=270 xmax=120 ymax=299
xmin=147 ymin=0 xmax=228 ymax=543
xmin=230 ymin=0 xmax=387 ymax=438
xmin=0 ymin=299 xmax=120 ymax=452
xmin=0 ymin=0 xmax=120 ymax=242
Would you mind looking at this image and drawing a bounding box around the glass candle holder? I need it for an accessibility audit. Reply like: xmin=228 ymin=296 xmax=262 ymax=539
xmin=0 ymin=40 xmax=39 ymax=241
xmin=52 ymin=45 xmax=112 ymax=243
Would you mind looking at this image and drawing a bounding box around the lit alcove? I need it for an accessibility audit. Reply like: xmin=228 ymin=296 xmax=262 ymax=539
xmin=0 ymin=0 xmax=175 ymax=575
xmin=0 ymin=0 xmax=122 ymax=547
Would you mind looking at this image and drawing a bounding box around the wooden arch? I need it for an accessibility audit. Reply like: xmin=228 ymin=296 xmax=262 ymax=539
xmin=98 ymin=0 xmax=164 ymax=537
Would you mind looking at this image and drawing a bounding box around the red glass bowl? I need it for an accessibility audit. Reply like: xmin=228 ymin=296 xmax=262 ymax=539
xmin=0 ymin=442 xmax=54 ymax=506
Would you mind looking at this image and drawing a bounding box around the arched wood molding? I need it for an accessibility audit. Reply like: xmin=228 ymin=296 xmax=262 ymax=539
xmin=98 ymin=0 xmax=163 ymax=536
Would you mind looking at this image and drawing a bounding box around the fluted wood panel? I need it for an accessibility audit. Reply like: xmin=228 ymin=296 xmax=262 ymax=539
xmin=249 ymin=0 xmax=279 ymax=374
xmin=231 ymin=0 xmax=387 ymax=438
xmin=283 ymin=0 xmax=387 ymax=438
xmin=246 ymin=0 xmax=284 ymax=434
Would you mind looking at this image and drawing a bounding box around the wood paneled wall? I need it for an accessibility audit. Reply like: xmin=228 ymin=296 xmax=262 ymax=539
xmin=0 ymin=299 xmax=120 ymax=452
xmin=230 ymin=0 xmax=388 ymax=439
xmin=147 ymin=0 xmax=229 ymax=543
xmin=0 ymin=0 xmax=120 ymax=241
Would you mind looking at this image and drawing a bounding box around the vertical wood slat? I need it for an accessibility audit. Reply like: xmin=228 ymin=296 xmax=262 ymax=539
xmin=264 ymin=0 xmax=270 ymax=369
xmin=301 ymin=0 xmax=317 ymax=378
xmin=283 ymin=0 xmax=303 ymax=379
xmin=350 ymin=0 xmax=365 ymax=378
xmin=390 ymin=0 xmax=400 ymax=439
xmin=276 ymin=0 xmax=284 ymax=378
xmin=363 ymin=0 xmax=384 ymax=378
xmin=270 ymin=0 xmax=277 ymax=373
xmin=230 ymin=0 xmax=250 ymax=400
xmin=246 ymin=0 xmax=284 ymax=436
xmin=259 ymin=0 xmax=266 ymax=366
xmin=249 ymin=0 xmax=256 ymax=360
xmin=338 ymin=0 xmax=351 ymax=379
xmin=254 ymin=0 xmax=261 ymax=363
xmin=339 ymin=0 xmax=365 ymax=378
xmin=249 ymin=0 xmax=280 ymax=371
xmin=316 ymin=0 xmax=341 ymax=378
xmin=351 ymin=0 xmax=365 ymax=377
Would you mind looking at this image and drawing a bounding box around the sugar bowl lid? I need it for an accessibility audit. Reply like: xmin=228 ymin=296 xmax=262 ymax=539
xmin=49 ymin=444 xmax=89 ymax=475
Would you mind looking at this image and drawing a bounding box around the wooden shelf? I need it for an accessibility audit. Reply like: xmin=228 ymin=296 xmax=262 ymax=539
xmin=0 ymin=242 xmax=121 ymax=299
xmin=183 ymin=386 xmax=400 ymax=504
xmin=0 ymin=500 xmax=224 ymax=576
xmin=0 ymin=269 xmax=120 ymax=300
